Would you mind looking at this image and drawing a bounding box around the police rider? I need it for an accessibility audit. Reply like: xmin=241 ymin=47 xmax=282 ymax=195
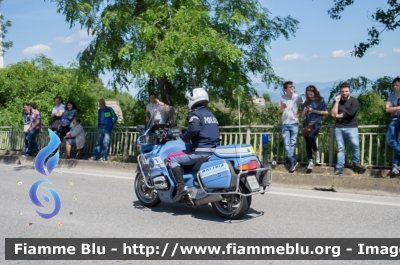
xmin=169 ymin=88 xmax=220 ymax=202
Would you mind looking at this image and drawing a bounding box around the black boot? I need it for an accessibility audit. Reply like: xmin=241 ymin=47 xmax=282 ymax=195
xmin=171 ymin=166 xmax=189 ymax=202
xmin=353 ymin=163 xmax=366 ymax=172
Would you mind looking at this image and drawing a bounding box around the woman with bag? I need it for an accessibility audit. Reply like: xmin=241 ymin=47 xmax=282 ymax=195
xmin=59 ymin=101 xmax=78 ymax=141
xmin=301 ymin=85 xmax=328 ymax=169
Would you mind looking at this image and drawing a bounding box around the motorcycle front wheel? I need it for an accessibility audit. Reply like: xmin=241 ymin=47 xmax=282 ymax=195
xmin=211 ymin=183 xmax=252 ymax=220
xmin=135 ymin=173 xmax=161 ymax=207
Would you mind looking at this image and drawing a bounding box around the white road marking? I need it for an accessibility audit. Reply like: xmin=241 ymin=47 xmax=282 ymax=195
xmin=268 ymin=191 xmax=400 ymax=207
xmin=52 ymin=170 xmax=135 ymax=180
xmin=62 ymin=170 xmax=400 ymax=207
xmin=6 ymin=164 xmax=400 ymax=207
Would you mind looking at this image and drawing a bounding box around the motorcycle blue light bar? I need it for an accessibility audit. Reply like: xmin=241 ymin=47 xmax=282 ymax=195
xmin=262 ymin=134 xmax=269 ymax=145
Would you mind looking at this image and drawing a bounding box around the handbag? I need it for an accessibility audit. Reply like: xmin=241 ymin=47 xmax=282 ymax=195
xmin=60 ymin=117 xmax=70 ymax=127
xmin=302 ymin=123 xmax=314 ymax=137
xmin=51 ymin=118 xmax=61 ymax=131
xmin=23 ymin=125 xmax=30 ymax=133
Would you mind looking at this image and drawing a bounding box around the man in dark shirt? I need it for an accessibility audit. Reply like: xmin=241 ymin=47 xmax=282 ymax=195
xmin=330 ymin=82 xmax=366 ymax=176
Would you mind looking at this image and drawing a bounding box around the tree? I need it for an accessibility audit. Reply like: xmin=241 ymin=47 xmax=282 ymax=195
xmin=326 ymin=75 xmax=394 ymax=126
xmin=327 ymin=75 xmax=394 ymax=104
xmin=327 ymin=76 xmax=370 ymax=104
xmin=0 ymin=55 xmax=136 ymax=127
xmin=0 ymin=0 xmax=13 ymax=53
xmin=49 ymin=0 xmax=298 ymax=109
xmin=328 ymin=0 xmax=400 ymax=57
xmin=262 ymin=92 xmax=271 ymax=102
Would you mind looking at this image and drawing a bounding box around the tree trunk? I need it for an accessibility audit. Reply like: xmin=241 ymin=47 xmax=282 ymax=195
xmin=157 ymin=76 xmax=174 ymax=106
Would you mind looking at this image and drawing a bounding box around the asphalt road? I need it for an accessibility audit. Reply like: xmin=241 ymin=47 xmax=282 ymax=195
xmin=1 ymin=163 xmax=400 ymax=265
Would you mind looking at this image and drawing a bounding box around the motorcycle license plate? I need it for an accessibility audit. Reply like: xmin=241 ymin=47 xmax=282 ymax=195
xmin=247 ymin=176 xmax=260 ymax=192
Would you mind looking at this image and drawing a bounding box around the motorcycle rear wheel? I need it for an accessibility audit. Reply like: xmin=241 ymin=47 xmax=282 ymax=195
xmin=211 ymin=184 xmax=252 ymax=220
xmin=135 ymin=173 xmax=161 ymax=207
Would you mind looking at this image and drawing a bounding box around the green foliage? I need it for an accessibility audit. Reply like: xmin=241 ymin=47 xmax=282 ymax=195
xmin=328 ymin=0 xmax=400 ymax=57
xmin=0 ymin=0 xmax=13 ymax=52
xmin=371 ymin=76 xmax=394 ymax=101
xmin=257 ymin=102 xmax=281 ymax=125
xmin=262 ymin=93 xmax=271 ymax=102
xmin=326 ymin=75 xmax=395 ymax=126
xmin=357 ymin=91 xmax=388 ymax=125
xmin=327 ymin=76 xmax=370 ymax=103
xmin=49 ymin=0 xmax=299 ymax=111
xmin=208 ymin=100 xmax=280 ymax=127
xmin=0 ymin=55 xmax=136 ymax=127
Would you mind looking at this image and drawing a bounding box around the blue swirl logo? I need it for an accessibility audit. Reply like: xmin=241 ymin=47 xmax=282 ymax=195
xmin=29 ymin=179 xmax=61 ymax=219
xmin=34 ymin=129 xmax=60 ymax=176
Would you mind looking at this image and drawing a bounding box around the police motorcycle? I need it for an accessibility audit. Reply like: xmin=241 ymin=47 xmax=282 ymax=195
xmin=134 ymin=101 xmax=272 ymax=219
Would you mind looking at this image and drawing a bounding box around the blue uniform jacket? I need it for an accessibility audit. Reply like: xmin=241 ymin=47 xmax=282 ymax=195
xmin=182 ymin=106 xmax=220 ymax=150
xmin=98 ymin=106 xmax=118 ymax=133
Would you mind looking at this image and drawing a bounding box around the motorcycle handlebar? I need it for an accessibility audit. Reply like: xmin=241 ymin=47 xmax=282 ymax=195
xmin=137 ymin=126 xmax=183 ymax=145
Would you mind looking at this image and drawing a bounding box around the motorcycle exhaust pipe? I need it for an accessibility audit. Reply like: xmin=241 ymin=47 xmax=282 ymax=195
xmin=195 ymin=194 xmax=223 ymax=206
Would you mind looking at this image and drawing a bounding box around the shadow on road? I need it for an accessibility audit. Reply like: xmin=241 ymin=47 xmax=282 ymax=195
xmin=13 ymin=165 xmax=35 ymax=171
xmin=132 ymin=200 xmax=264 ymax=223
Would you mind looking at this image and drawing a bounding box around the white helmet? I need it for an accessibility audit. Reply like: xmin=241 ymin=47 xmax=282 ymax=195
xmin=185 ymin=87 xmax=209 ymax=110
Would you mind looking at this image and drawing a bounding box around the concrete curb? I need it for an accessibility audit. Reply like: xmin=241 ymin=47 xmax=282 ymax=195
xmin=1 ymin=155 xmax=400 ymax=196
xmin=0 ymin=155 xmax=136 ymax=172
xmin=271 ymin=164 xmax=400 ymax=196
xmin=271 ymin=172 xmax=400 ymax=197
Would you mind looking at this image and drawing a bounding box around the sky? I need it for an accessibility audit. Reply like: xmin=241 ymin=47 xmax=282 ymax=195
xmin=1 ymin=0 xmax=399 ymax=98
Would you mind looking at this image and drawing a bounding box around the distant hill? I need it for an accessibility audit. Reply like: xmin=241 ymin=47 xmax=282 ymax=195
xmin=253 ymin=81 xmax=338 ymax=103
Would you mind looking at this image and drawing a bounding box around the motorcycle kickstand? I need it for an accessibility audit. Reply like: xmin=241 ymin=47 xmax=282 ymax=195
xmin=188 ymin=194 xmax=196 ymax=208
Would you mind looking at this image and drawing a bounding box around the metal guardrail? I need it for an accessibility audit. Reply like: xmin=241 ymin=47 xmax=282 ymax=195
xmin=0 ymin=126 xmax=139 ymax=157
xmin=0 ymin=125 xmax=393 ymax=167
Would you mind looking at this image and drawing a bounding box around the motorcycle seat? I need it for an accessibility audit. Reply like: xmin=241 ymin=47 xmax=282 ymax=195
xmin=182 ymin=156 xmax=211 ymax=173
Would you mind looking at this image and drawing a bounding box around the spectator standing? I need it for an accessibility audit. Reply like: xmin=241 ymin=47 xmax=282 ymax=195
xmin=50 ymin=96 xmax=65 ymax=139
xmin=88 ymin=99 xmax=118 ymax=161
xmin=22 ymin=103 xmax=31 ymax=153
xmin=63 ymin=117 xmax=85 ymax=159
xmin=300 ymin=85 xmax=328 ymax=169
xmin=278 ymin=81 xmax=304 ymax=172
xmin=331 ymin=82 xmax=366 ymax=176
xmin=145 ymin=93 xmax=162 ymax=125
xmin=385 ymin=77 xmax=400 ymax=174
xmin=147 ymin=103 xmax=177 ymax=128
xmin=59 ymin=101 xmax=78 ymax=141
xmin=22 ymin=102 xmax=41 ymax=157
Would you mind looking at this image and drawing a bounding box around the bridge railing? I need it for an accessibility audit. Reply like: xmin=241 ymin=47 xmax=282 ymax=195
xmin=0 ymin=126 xmax=139 ymax=157
xmin=0 ymin=125 xmax=393 ymax=167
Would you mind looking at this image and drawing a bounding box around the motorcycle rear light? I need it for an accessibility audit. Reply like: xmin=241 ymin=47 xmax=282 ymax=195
xmin=238 ymin=160 xmax=258 ymax=170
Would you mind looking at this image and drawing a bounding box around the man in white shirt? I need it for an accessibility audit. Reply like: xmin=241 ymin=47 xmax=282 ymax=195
xmin=51 ymin=96 xmax=65 ymax=138
xmin=278 ymin=81 xmax=304 ymax=172
xmin=145 ymin=93 xmax=162 ymax=124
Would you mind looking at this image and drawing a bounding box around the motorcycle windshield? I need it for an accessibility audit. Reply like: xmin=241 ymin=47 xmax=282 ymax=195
xmin=148 ymin=104 xmax=176 ymax=128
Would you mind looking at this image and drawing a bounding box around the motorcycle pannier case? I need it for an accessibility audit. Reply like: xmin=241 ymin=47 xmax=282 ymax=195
xmin=199 ymin=159 xmax=232 ymax=189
